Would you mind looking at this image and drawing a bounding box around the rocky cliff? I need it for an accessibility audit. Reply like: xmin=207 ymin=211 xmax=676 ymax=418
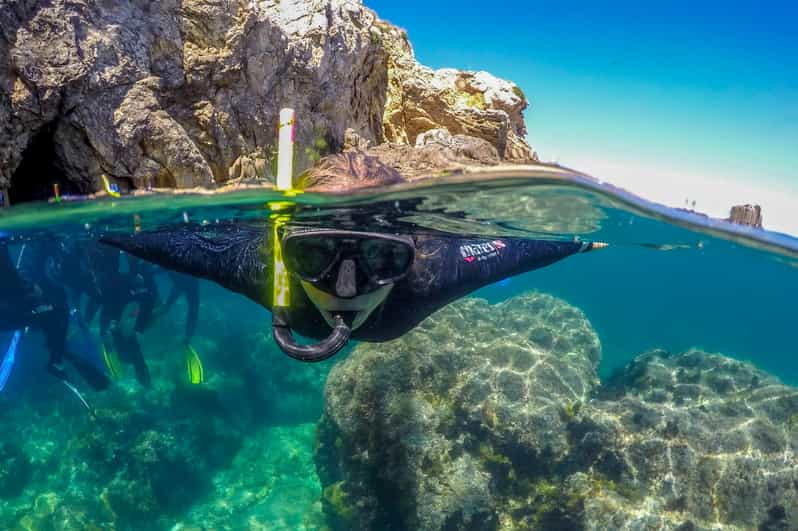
xmin=0 ymin=0 xmax=533 ymax=202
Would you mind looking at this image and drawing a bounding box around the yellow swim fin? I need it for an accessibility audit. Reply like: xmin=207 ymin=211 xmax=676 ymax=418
xmin=185 ymin=345 xmax=204 ymax=385
xmin=101 ymin=174 xmax=121 ymax=198
xmin=102 ymin=347 xmax=123 ymax=380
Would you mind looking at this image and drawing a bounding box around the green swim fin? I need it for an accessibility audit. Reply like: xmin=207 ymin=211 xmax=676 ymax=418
xmin=102 ymin=347 xmax=123 ymax=380
xmin=185 ymin=345 xmax=204 ymax=385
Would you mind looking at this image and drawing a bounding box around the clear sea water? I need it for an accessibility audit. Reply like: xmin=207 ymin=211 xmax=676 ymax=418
xmin=0 ymin=169 xmax=796 ymax=529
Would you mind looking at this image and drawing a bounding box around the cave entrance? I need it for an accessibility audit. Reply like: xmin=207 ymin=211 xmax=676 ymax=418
xmin=8 ymin=122 xmax=81 ymax=204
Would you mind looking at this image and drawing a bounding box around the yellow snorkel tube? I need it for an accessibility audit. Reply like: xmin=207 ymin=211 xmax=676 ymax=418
xmin=269 ymin=109 xmax=351 ymax=362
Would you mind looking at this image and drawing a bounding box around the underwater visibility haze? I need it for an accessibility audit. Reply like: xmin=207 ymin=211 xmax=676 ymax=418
xmin=1 ymin=169 xmax=797 ymax=530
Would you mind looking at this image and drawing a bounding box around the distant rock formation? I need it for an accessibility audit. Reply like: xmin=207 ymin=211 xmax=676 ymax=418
xmin=728 ymin=204 xmax=763 ymax=228
xmin=0 ymin=1 xmax=533 ymax=201
xmin=317 ymin=291 xmax=798 ymax=530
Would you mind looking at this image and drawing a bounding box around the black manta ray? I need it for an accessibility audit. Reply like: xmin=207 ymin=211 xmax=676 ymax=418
xmin=100 ymin=221 xmax=604 ymax=361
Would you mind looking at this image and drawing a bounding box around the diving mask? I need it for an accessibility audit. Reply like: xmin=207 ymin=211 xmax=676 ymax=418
xmin=282 ymin=229 xmax=415 ymax=293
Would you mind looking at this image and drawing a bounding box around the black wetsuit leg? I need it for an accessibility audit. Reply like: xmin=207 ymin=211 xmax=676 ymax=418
xmin=103 ymin=271 xmax=156 ymax=387
xmin=161 ymin=273 xmax=200 ymax=344
xmin=111 ymin=324 xmax=151 ymax=387
xmin=184 ymin=278 xmax=199 ymax=343
xmin=85 ymin=296 xmax=101 ymax=324
xmin=133 ymin=289 xmax=156 ymax=334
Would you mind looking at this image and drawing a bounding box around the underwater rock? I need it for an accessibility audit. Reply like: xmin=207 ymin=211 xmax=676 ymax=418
xmin=0 ymin=0 xmax=533 ymax=198
xmin=575 ymin=349 xmax=798 ymax=530
xmin=315 ymin=292 xmax=601 ymax=530
xmin=0 ymin=441 xmax=32 ymax=499
xmin=728 ymin=204 xmax=763 ymax=228
xmin=317 ymin=293 xmax=798 ymax=530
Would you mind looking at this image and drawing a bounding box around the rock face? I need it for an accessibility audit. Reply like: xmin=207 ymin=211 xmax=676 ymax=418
xmin=378 ymin=28 xmax=534 ymax=162
xmin=317 ymin=291 xmax=798 ymax=531
xmin=0 ymin=0 xmax=533 ymax=201
xmin=365 ymin=128 xmax=504 ymax=180
xmin=728 ymin=204 xmax=763 ymax=228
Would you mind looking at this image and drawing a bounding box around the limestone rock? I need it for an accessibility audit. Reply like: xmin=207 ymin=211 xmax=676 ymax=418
xmin=362 ymin=132 xmax=500 ymax=181
xmin=315 ymin=292 xmax=601 ymax=530
xmin=1 ymin=0 xmax=534 ymax=200
xmin=379 ymin=29 xmax=535 ymax=161
xmin=728 ymin=204 xmax=763 ymax=228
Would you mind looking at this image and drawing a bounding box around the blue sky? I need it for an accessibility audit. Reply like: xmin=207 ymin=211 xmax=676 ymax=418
xmin=368 ymin=1 xmax=798 ymax=233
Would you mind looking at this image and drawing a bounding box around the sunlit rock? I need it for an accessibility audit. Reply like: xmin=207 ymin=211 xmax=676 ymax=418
xmin=0 ymin=0 xmax=533 ymax=200
xmin=576 ymin=349 xmax=798 ymax=530
xmin=317 ymin=292 xmax=798 ymax=530
xmin=316 ymin=292 xmax=601 ymax=530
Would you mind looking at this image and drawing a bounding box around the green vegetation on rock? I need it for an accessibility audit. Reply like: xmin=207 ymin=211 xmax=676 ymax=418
xmin=322 ymin=481 xmax=355 ymax=522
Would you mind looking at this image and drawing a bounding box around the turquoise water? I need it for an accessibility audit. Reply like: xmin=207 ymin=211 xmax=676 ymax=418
xmin=1 ymin=171 xmax=797 ymax=530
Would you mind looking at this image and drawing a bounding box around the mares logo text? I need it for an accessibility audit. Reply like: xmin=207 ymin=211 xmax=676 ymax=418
xmin=460 ymin=240 xmax=506 ymax=263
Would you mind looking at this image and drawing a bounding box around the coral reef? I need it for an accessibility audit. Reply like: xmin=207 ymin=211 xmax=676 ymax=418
xmin=0 ymin=0 xmax=533 ymax=200
xmin=317 ymin=292 xmax=798 ymax=531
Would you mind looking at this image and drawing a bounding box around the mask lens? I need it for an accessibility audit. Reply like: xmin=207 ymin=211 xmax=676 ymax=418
xmin=284 ymin=236 xmax=338 ymax=280
xmin=360 ymin=239 xmax=413 ymax=281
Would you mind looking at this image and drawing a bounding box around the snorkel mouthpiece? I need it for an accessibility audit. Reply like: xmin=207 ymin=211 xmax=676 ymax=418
xmin=272 ymin=307 xmax=351 ymax=362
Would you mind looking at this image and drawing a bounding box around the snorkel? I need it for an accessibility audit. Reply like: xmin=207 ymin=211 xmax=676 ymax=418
xmin=269 ymin=108 xmax=352 ymax=362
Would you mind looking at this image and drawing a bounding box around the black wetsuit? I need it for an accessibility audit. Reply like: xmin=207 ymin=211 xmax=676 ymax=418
xmin=0 ymin=243 xmax=110 ymax=390
xmin=0 ymin=244 xmax=68 ymax=365
xmin=161 ymin=271 xmax=199 ymax=344
xmin=101 ymin=223 xmax=592 ymax=344
xmin=66 ymin=242 xmax=157 ymax=386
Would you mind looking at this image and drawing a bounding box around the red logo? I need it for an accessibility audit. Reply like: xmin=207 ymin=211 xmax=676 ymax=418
xmin=464 ymin=256 xmax=475 ymax=263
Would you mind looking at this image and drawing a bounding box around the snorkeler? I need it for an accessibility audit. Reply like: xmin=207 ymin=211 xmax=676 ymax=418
xmin=156 ymin=271 xmax=204 ymax=384
xmin=159 ymin=272 xmax=200 ymax=346
xmin=100 ymin=222 xmax=605 ymax=362
xmin=0 ymin=240 xmax=111 ymax=396
xmin=72 ymin=242 xmax=158 ymax=387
